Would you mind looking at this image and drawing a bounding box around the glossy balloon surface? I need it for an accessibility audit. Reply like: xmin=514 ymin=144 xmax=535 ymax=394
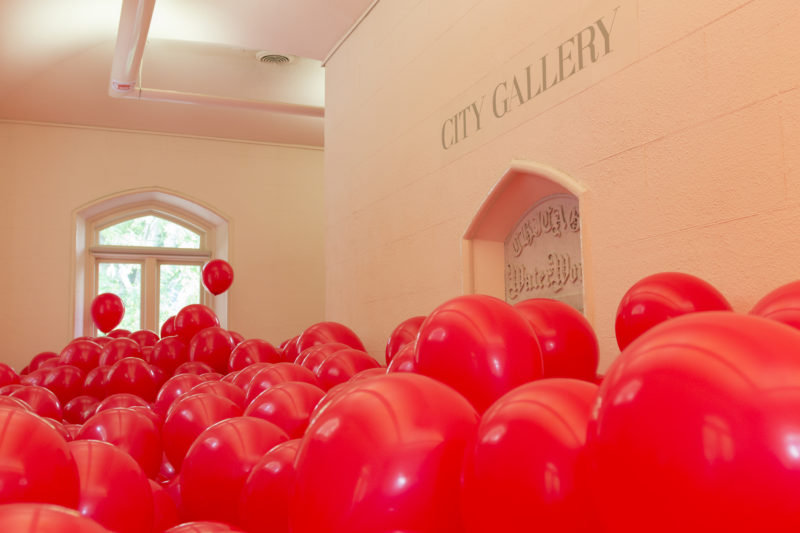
xmin=0 ymin=406 xmax=79 ymax=508
xmin=202 ymin=259 xmax=234 ymax=295
xmin=462 ymin=378 xmax=598 ymax=532
xmin=296 ymin=342 xmax=349 ymax=373
xmin=107 ymin=329 xmax=131 ymax=338
xmin=750 ymin=280 xmax=800 ymax=330
xmin=190 ymin=380 xmax=246 ymax=409
xmin=164 ymin=522 xmax=244 ymax=532
xmin=98 ymin=338 xmax=142 ymax=367
xmin=315 ymin=348 xmax=381 ymax=390
xmin=83 ymin=366 xmax=111 ymax=400
xmin=296 ymin=322 xmax=366 ymax=353
xmin=41 ymin=365 xmax=85 ymax=404
xmin=69 ymin=439 xmax=154 ymax=533
xmin=106 ymin=357 xmax=158 ymax=402
xmin=129 ymin=329 xmax=159 ymax=348
xmin=385 ymin=316 xmax=425 ymax=364
xmin=78 ymin=407 xmax=162 ymax=478
xmin=58 ymin=340 xmax=102 ymax=373
xmin=279 ymin=336 xmax=300 ymax=363
xmin=162 ymin=392 xmax=242 ymax=470
xmin=180 ymin=417 xmax=288 ymax=524
xmin=161 ymin=316 xmax=177 ymax=338
xmin=291 ymin=373 xmax=479 ymax=533
xmin=386 ymin=342 xmax=417 ymax=373
xmin=63 ymin=395 xmax=100 ymax=424
xmin=174 ymin=361 xmax=215 ymax=376
xmin=244 ymin=381 xmax=325 ymax=438
xmin=10 ymin=386 xmax=62 ymax=419
xmin=246 ymin=363 xmax=318 ymax=403
xmin=515 ymin=298 xmax=599 ymax=381
xmin=589 ymin=312 xmax=800 ymax=531
xmin=238 ymin=439 xmax=301 ymax=533
xmin=174 ymin=305 xmax=220 ymax=343
xmin=91 ymin=293 xmax=125 ymax=334
xmin=231 ymin=363 xmax=272 ymax=393
xmin=614 ymin=271 xmax=732 ymax=350
xmin=188 ymin=327 xmax=235 ymax=374
xmin=29 ymin=351 xmax=59 ymax=372
xmin=154 ymin=373 xmax=206 ymax=419
xmin=415 ymin=294 xmax=543 ymax=413
xmin=150 ymin=479 xmax=180 ymax=532
xmin=229 ymin=339 xmax=281 ymax=371
xmin=0 ymin=503 xmax=110 ymax=533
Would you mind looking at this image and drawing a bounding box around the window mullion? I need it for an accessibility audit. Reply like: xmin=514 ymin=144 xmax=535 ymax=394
xmin=144 ymin=257 xmax=158 ymax=333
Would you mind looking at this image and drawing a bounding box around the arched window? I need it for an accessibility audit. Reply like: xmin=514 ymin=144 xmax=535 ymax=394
xmin=74 ymin=190 xmax=229 ymax=336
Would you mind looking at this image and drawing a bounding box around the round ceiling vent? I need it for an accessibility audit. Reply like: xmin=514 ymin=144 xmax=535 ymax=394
xmin=256 ymin=52 xmax=294 ymax=65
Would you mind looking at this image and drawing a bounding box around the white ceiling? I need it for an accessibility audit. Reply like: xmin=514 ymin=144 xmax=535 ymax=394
xmin=0 ymin=0 xmax=378 ymax=146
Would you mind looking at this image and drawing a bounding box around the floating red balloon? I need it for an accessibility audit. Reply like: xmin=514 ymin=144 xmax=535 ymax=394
xmin=385 ymin=316 xmax=425 ymax=364
xmin=90 ymin=293 xmax=125 ymax=334
xmin=589 ymin=312 xmax=800 ymax=531
xmin=415 ymin=294 xmax=543 ymax=413
xmin=202 ymin=259 xmax=234 ymax=295
xmin=69 ymin=439 xmax=154 ymax=533
xmin=614 ymin=271 xmax=732 ymax=350
xmin=0 ymin=406 xmax=79 ymax=508
xmin=291 ymin=374 xmax=479 ymax=533
xmin=239 ymin=439 xmax=302 ymax=533
xmin=180 ymin=417 xmax=288 ymax=524
xmin=462 ymin=378 xmax=598 ymax=532
xmin=515 ymin=298 xmax=599 ymax=381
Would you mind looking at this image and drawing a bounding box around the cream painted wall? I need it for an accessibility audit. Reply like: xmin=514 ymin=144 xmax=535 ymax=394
xmin=324 ymin=0 xmax=800 ymax=369
xmin=0 ymin=121 xmax=325 ymax=372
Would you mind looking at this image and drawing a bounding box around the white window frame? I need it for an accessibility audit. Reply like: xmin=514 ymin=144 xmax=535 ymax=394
xmin=72 ymin=189 xmax=230 ymax=337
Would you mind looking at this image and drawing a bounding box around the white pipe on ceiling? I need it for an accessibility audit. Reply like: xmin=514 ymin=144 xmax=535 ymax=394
xmin=108 ymin=0 xmax=324 ymax=118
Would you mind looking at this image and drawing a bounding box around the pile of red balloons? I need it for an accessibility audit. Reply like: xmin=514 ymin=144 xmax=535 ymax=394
xmin=3 ymin=272 xmax=800 ymax=532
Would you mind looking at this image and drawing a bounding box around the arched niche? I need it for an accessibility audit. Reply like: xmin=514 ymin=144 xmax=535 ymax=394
xmin=462 ymin=160 xmax=593 ymax=319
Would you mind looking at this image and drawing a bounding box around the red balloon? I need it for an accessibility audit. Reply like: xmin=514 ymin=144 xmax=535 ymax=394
xmin=151 ymin=479 xmax=180 ymax=532
xmin=0 ymin=406 xmax=79 ymax=507
xmin=129 ymin=329 xmax=159 ymax=348
xmin=238 ymin=439 xmax=302 ymax=533
xmin=29 ymin=351 xmax=59 ymax=372
xmin=41 ymin=365 xmax=85 ymax=404
xmin=190 ymin=380 xmax=246 ymax=409
xmin=63 ymin=395 xmax=100 ymax=424
xmin=78 ymin=407 xmax=162 ymax=479
xmin=228 ymin=330 xmax=245 ymax=346
xmin=348 ymin=367 xmax=386 ymax=383
xmin=154 ymin=373 xmax=206 ymax=419
xmin=588 ymin=312 xmax=800 ymax=531
xmin=229 ymin=339 xmax=281 ymax=371
xmin=461 ymin=378 xmax=598 ymax=532
xmin=0 ymin=384 xmax=24 ymax=396
xmin=615 ymin=271 xmax=732 ymax=350
xmin=92 ymin=336 xmax=114 ymax=346
xmin=231 ymin=363 xmax=272 ymax=393
xmin=385 ymin=316 xmax=425 ymax=364
xmin=415 ymin=294 xmax=543 ymax=413
xmin=244 ymin=381 xmax=326 ymax=438
xmin=297 ymin=322 xmax=366 ymax=353
xmin=161 ymin=316 xmax=177 ymax=338
xmin=202 ymin=259 xmax=234 ymax=296
xmin=386 ymin=342 xmax=417 ymax=373
xmin=0 ymin=364 xmax=19 ymax=389
xmin=165 ymin=522 xmax=244 ymax=532
xmin=0 ymin=503 xmax=110 ymax=533
xmin=20 ymin=369 xmax=49 ymax=387
xmin=10 ymin=385 xmax=62 ymax=419
xmin=91 ymin=293 xmax=125 ymax=334
xmin=95 ymin=392 xmax=150 ymax=413
xmin=174 ymin=305 xmax=220 ymax=343
xmin=515 ymin=298 xmax=599 ymax=381
xmin=188 ymin=327 xmax=235 ymax=374
xmin=98 ymin=337 xmax=142 ymax=367
xmin=278 ymin=335 xmax=301 ymax=363
xmin=315 ymin=348 xmax=381 ymax=391
xmin=69 ymin=439 xmax=154 ymax=533
xmin=291 ymin=374 xmax=479 ymax=533
xmin=59 ymin=339 xmax=102 ymax=373
xmin=83 ymin=365 xmax=111 ymax=399
xmin=162 ymin=392 xmax=242 ymax=470
xmin=106 ymin=357 xmax=159 ymax=402
xmin=181 ymin=417 xmax=288 ymax=523
xmin=147 ymin=338 xmax=188 ymax=375
xmin=750 ymin=280 xmax=800 ymax=330
xmin=175 ymin=361 xmax=215 ymax=376
xmin=107 ymin=329 xmax=131 ymax=338
xmin=0 ymin=396 xmax=32 ymax=412
xmin=296 ymin=342 xmax=349 ymax=373
xmin=246 ymin=363 xmax=318 ymax=403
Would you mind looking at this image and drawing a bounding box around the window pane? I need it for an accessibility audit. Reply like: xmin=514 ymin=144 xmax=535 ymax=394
xmin=160 ymin=264 xmax=202 ymax=328
xmin=99 ymin=215 xmax=201 ymax=248
xmin=97 ymin=262 xmax=141 ymax=332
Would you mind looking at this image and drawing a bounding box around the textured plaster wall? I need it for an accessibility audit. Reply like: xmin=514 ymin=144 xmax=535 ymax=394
xmin=0 ymin=122 xmax=325 ymax=372
xmin=324 ymin=0 xmax=800 ymax=368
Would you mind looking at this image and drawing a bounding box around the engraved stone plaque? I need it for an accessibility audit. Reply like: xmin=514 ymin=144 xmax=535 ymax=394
xmin=504 ymin=193 xmax=583 ymax=311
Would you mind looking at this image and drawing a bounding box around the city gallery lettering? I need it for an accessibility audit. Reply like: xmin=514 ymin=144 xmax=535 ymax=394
xmin=441 ymin=6 xmax=619 ymax=150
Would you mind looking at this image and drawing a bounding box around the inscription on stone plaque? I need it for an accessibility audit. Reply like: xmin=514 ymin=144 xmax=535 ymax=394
xmin=504 ymin=194 xmax=583 ymax=311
